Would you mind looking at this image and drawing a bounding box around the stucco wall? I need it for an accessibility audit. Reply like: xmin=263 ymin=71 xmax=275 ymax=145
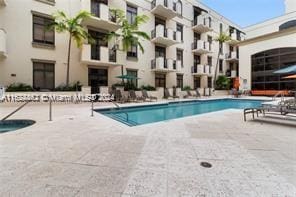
xmin=239 ymin=32 xmax=296 ymax=90
xmin=0 ymin=0 xmax=242 ymax=91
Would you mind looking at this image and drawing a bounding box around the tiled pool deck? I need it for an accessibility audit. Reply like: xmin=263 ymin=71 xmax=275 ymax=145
xmin=0 ymin=97 xmax=295 ymax=196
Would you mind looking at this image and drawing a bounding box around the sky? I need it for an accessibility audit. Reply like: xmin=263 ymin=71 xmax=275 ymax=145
xmin=200 ymin=0 xmax=285 ymax=28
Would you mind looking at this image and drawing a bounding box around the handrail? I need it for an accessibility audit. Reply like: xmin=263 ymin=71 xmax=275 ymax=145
xmin=111 ymin=101 xmax=129 ymax=121
xmin=1 ymin=101 xmax=30 ymax=121
xmin=272 ymin=91 xmax=284 ymax=101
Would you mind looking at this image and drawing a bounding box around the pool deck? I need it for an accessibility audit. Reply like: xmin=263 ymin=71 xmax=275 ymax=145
xmin=0 ymin=96 xmax=296 ymax=196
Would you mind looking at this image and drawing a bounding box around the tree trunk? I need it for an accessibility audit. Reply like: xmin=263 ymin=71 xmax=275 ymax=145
xmin=66 ymin=34 xmax=72 ymax=86
xmin=213 ymin=47 xmax=222 ymax=90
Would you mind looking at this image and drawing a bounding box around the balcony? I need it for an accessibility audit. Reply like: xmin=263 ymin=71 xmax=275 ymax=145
xmin=192 ymin=40 xmax=212 ymax=54
xmin=191 ymin=64 xmax=211 ymax=76
xmin=226 ymin=30 xmax=245 ymax=45
xmin=0 ymin=0 xmax=7 ymax=6
xmin=192 ymin=14 xmax=213 ymax=33
xmin=225 ymin=51 xmax=239 ymax=62
xmin=151 ymin=57 xmax=177 ymax=72
xmin=0 ymin=29 xmax=7 ymax=58
xmin=151 ymin=0 xmax=182 ymax=19
xmin=81 ymin=1 xmax=120 ymax=31
xmin=81 ymin=44 xmax=120 ymax=66
xmin=226 ymin=69 xmax=238 ymax=78
xmin=151 ymin=25 xmax=180 ymax=46
xmin=175 ymin=60 xmax=182 ymax=72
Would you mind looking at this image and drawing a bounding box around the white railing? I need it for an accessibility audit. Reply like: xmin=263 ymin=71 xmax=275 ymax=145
xmin=193 ymin=13 xmax=212 ymax=28
xmin=0 ymin=29 xmax=7 ymax=57
xmin=231 ymin=70 xmax=237 ymax=78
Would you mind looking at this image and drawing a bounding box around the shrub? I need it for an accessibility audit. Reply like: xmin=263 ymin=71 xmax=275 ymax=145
xmin=54 ymin=81 xmax=82 ymax=91
xmin=6 ymin=83 xmax=33 ymax=92
xmin=141 ymin=85 xmax=156 ymax=91
xmin=216 ymin=76 xmax=231 ymax=90
xmin=182 ymin=86 xmax=191 ymax=91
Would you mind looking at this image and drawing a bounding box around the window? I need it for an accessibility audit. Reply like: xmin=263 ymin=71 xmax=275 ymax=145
xmin=89 ymin=30 xmax=107 ymax=60
xmin=155 ymin=73 xmax=166 ymax=88
xmin=176 ymin=74 xmax=183 ymax=88
xmin=194 ymin=77 xmax=201 ymax=89
xmin=127 ymin=45 xmax=138 ymax=58
xmin=251 ymin=48 xmax=296 ymax=91
xmin=208 ymin=77 xmax=212 ymax=88
xmin=194 ymin=55 xmax=200 ymax=65
xmin=207 ymin=56 xmax=212 ymax=66
xmin=207 ymin=36 xmax=212 ymax=51
xmin=127 ymin=4 xmax=137 ymax=24
xmin=219 ymin=59 xmax=223 ymax=73
xmin=176 ymin=23 xmax=183 ymax=41
xmin=33 ymin=61 xmax=55 ymax=91
xmin=220 ymin=23 xmax=223 ymax=34
xmin=176 ymin=49 xmax=183 ymax=67
xmin=219 ymin=42 xmax=223 ymax=54
xmin=155 ymin=46 xmax=166 ymax=58
xmin=127 ymin=69 xmax=138 ymax=87
xmin=33 ymin=15 xmax=55 ymax=45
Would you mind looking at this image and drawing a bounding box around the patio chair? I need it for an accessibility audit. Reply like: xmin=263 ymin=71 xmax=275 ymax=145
xmin=232 ymin=89 xmax=242 ymax=98
xmin=115 ymin=89 xmax=129 ymax=103
xmin=164 ymin=88 xmax=179 ymax=99
xmin=185 ymin=90 xmax=200 ymax=98
xmin=142 ymin=90 xmax=157 ymax=101
xmin=194 ymin=89 xmax=201 ymax=98
xmin=128 ymin=90 xmax=144 ymax=102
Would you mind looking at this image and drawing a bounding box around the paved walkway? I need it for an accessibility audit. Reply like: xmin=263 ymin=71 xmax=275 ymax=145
xmin=0 ymin=101 xmax=295 ymax=196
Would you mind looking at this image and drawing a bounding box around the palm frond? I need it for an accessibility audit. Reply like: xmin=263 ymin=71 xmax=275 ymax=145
xmin=73 ymin=10 xmax=92 ymax=24
xmin=131 ymin=31 xmax=150 ymax=40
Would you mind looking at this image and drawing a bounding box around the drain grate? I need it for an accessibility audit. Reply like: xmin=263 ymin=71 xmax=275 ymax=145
xmin=200 ymin=162 xmax=212 ymax=168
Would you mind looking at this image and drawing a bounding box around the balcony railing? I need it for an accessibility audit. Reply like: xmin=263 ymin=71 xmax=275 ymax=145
xmin=151 ymin=0 xmax=182 ymax=18
xmin=0 ymin=29 xmax=7 ymax=57
xmin=225 ymin=51 xmax=239 ymax=60
xmin=226 ymin=69 xmax=237 ymax=78
xmin=192 ymin=13 xmax=213 ymax=32
xmin=78 ymin=43 xmax=118 ymax=65
xmin=151 ymin=57 xmax=177 ymax=71
xmin=151 ymin=25 xmax=177 ymax=40
xmin=191 ymin=64 xmax=211 ymax=75
xmin=192 ymin=40 xmax=212 ymax=53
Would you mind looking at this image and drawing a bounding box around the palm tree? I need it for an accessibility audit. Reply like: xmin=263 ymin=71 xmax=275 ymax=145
xmin=213 ymin=32 xmax=231 ymax=90
xmin=49 ymin=10 xmax=93 ymax=86
xmin=107 ymin=9 xmax=150 ymax=54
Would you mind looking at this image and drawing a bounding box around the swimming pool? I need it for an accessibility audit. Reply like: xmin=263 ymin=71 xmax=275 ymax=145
xmin=0 ymin=120 xmax=36 ymax=133
xmin=96 ymin=99 xmax=265 ymax=126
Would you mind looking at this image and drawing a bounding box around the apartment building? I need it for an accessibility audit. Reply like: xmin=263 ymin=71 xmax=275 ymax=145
xmin=238 ymin=0 xmax=296 ymax=92
xmin=0 ymin=0 xmax=244 ymax=94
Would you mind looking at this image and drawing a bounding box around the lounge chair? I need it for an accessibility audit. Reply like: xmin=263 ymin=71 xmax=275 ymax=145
xmin=195 ymin=89 xmax=201 ymax=97
xmin=232 ymin=89 xmax=242 ymax=98
xmin=164 ymin=88 xmax=179 ymax=99
xmin=142 ymin=90 xmax=157 ymax=101
xmin=244 ymin=99 xmax=296 ymax=121
xmin=128 ymin=90 xmax=143 ymax=102
xmin=185 ymin=90 xmax=201 ymax=98
xmin=115 ymin=89 xmax=129 ymax=103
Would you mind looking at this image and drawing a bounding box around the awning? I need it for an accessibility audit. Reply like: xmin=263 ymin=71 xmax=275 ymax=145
xmin=273 ymin=65 xmax=296 ymax=74
xmin=282 ymin=74 xmax=296 ymax=79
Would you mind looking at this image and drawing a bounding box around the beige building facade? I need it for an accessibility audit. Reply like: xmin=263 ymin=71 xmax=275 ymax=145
xmin=239 ymin=8 xmax=296 ymax=92
xmin=0 ymin=0 xmax=244 ymax=94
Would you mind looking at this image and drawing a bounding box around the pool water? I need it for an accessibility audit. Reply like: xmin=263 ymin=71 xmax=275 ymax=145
xmin=96 ymin=99 xmax=264 ymax=126
xmin=0 ymin=120 xmax=35 ymax=133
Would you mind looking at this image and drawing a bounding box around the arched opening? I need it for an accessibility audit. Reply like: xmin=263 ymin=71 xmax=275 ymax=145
xmin=175 ymin=0 xmax=182 ymax=15
xmin=251 ymin=48 xmax=296 ymax=91
xmin=279 ymin=20 xmax=296 ymax=31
